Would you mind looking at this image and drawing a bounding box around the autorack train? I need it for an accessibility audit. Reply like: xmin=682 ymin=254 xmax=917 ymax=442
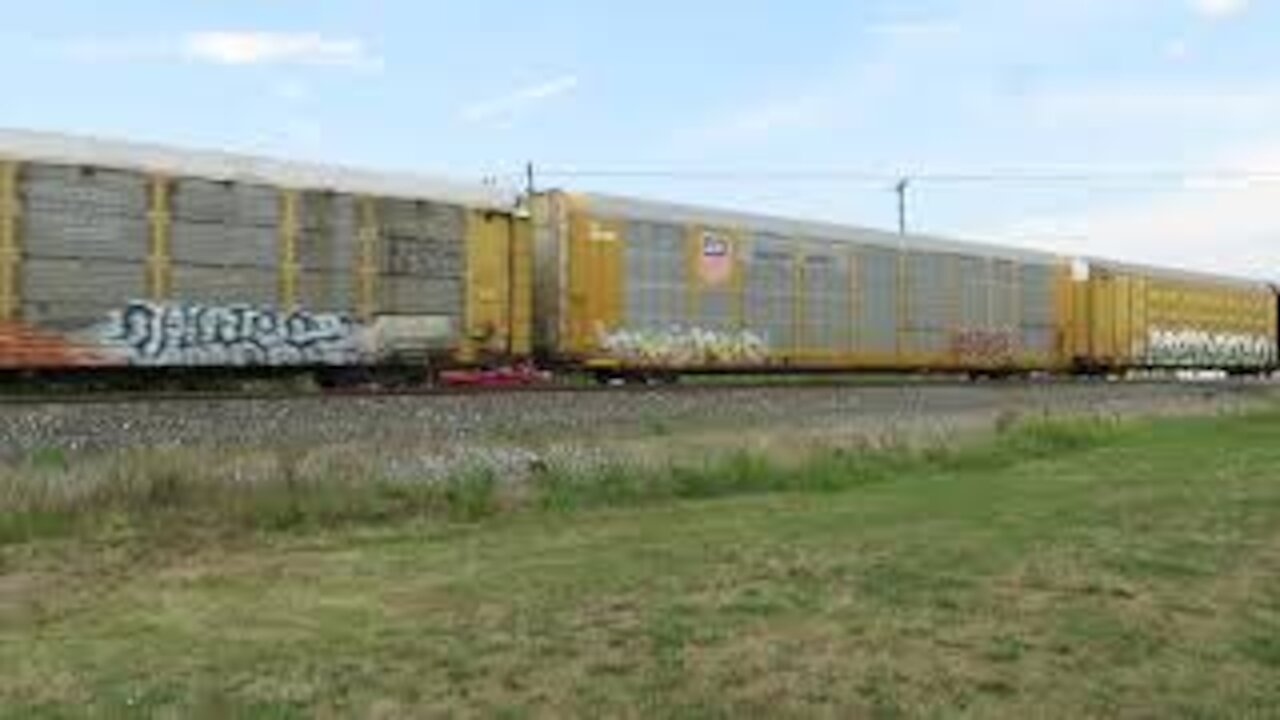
xmin=0 ymin=130 xmax=1274 ymax=386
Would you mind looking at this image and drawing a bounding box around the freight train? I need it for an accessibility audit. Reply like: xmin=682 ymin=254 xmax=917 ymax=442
xmin=0 ymin=129 xmax=1274 ymax=387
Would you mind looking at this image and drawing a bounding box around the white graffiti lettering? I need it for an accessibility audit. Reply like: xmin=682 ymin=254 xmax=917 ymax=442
xmin=598 ymin=323 xmax=768 ymax=366
xmin=103 ymin=301 xmax=365 ymax=367
xmin=1145 ymin=328 xmax=1275 ymax=368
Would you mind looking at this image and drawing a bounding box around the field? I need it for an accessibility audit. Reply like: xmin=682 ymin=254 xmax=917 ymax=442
xmin=3 ymin=407 xmax=1280 ymax=717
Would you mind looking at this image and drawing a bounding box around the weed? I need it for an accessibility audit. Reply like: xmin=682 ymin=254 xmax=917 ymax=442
xmin=26 ymin=447 xmax=69 ymax=471
xmin=642 ymin=415 xmax=674 ymax=437
xmin=0 ymin=415 xmax=1130 ymax=545
xmin=443 ymin=468 xmax=501 ymax=522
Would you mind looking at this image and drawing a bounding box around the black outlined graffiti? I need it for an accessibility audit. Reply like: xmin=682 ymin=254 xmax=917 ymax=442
xmin=105 ymin=301 xmax=364 ymax=367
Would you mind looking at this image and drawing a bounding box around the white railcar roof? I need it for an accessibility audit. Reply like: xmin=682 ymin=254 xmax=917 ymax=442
xmin=569 ymin=192 xmax=1063 ymax=265
xmin=0 ymin=128 xmax=515 ymax=211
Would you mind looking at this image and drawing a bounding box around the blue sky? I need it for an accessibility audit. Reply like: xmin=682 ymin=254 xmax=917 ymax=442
xmin=2 ymin=0 xmax=1278 ymax=276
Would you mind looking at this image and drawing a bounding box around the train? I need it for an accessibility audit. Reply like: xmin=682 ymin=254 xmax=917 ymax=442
xmin=0 ymin=129 xmax=1275 ymax=387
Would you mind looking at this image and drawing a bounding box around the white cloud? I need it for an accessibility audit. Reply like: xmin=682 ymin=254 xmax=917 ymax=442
xmin=1191 ymin=0 xmax=1250 ymax=19
xmin=273 ymin=80 xmax=312 ymax=103
xmin=989 ymin=141 xmax=1280 ymax=278
xmin=1027 ymin=85 xmax=1280 ymax=127
xmin=461 ymin=75 xmax=580 ymax=123
xmin=1165 ymin=38 xmax=1190 ymax=61
xmin=64 ymin=32 xmax=380 ymax=69
xmin=866 ymin=20 xmax=962 ymax=40
xmin=715 ymin=96 xmax=836 ymax=142
xmin=282 ymin=119 xmax=324 ymax=146
xmin=62 ymin=38 xmax=168 ymax=63
xmin=182 ymin=32 xmax=379 ymax=69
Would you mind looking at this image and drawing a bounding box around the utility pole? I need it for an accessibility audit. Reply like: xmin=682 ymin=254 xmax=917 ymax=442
xmin=895 ymin=177 xmax=910 ymax=235
xmin=525 ymin=161 xmax=536 ymax=196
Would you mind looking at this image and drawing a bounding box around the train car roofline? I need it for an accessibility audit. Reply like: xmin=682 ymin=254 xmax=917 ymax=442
xmin=0 ymin=127 xmax=516 ymax=211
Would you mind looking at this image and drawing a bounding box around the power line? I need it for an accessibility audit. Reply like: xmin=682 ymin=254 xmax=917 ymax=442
xmin=531 ymin=167 xmax=1280 ymax=188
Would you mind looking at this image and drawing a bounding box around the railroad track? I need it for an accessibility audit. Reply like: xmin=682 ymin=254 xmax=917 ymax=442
xmin=0 ymin=375 xmax=1264 ymax=407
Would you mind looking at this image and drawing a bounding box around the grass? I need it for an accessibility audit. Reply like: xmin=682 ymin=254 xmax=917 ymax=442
xmin=0 ymin=415 xmax=1116 ymax=545
xmin=2 ymin=409 xmax=1280 ymax=716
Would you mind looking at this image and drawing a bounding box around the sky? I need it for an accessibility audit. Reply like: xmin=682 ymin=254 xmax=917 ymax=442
xmin=1 ymin=0 xmax=1278 ymax=277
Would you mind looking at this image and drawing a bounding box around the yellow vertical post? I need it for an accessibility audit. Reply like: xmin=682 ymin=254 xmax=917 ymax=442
xmin=147 ymin=174 xmax=172 ymax=301
xmin=568 ymin=212 xmax=588 ymax=351
xmin=1074 ymin=270 xmax=1090 ymax=367
xmin=1114 ymin=274 xmax=1130 ymax=367
xmin=356 ymin=196 xmax=380 ymax=322
xmin=895 ymin=250 xmax=909 ymax=361
xmin=602 ymin=221 xmax=623 ymax=344
xmin=947 ymin=255 xmax=960 ymax=367
xmin=987 ymin=258 xmax=997 ymax=335
xmin=731 ymin=229 xmax=746 ymax=332
xmin=1054 ymin=262 xmax=1074 ymax=370
xmin=572 ymin=216 xmax=624 ymax=354
xmin=1010 ymin=262 xmax=1022 ymax=365
xmin=279 ymin=190 xmax=301 ymax=309
xmin=509 ymin=214 xmax=534 ymax=356
xmin=462 ymin=209 xmax=512 ymax=363
xmin=792 ymin=241 xmax=805 ymax=359
xmin=0 ymin=161 xmax=19 ymax=323
xmin=848 ymin=249 xmax=860 ymax=360
xmin=735 ymin=231 xmax=755 ymax=361
xmin=1131 ymin=275 xmax=1147 ymax=364
xmin=461 ymin=211 xmax=481 ymax=364
xmin=685 ymin=225 xmax=702 ymax=331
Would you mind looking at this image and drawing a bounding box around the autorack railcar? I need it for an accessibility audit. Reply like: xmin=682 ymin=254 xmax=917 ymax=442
xmin=1067 ymin=258 xmax=1277 ymax=373
xmin=0 ymin=130 xmax=532 ymax=382
xmin=0 ymin=129 xmax=1276 ymax=387
xmin=531 ymin=191 xmax=1074 ymax=378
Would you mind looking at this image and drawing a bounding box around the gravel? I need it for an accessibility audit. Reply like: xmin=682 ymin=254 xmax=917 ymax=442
xmin=0 ymin=381 xmax=1268 ymax=463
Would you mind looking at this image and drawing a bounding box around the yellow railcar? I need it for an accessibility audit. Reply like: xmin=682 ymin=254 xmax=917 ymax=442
xmin=531 ymin=191 xmax=1077 ymax=375
xmin=0 ymin=129 xmax=532 ymax=373
xmin=1069 ymin=259 xmax=1276 ymax=371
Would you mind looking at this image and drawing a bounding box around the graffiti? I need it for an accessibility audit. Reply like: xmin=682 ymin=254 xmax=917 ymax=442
xmin=1146 ymin=328 xmax=1275 ymax=368
xmin=102 ymin=301 xmax=366 ymax=367
xmin=598 ymin=323 xmax=768 ymax=366
xmin=952 ymin=328 xmax=1018 ymax=365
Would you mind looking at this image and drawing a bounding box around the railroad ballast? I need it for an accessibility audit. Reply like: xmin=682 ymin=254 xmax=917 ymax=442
xmin=0 ymin=129 xmax=1275 ymax=382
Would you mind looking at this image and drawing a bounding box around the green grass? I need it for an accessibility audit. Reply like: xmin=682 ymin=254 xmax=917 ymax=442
xmin=3 ymin=410 xmax=1280 ymax=717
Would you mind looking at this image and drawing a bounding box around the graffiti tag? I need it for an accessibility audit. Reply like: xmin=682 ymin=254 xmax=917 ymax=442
xmin=952 ymin=328 xmax=1018 ymax=365
xmin=104 ymin=301 xmax=365 ymax=367
xmin=598 ymin=324 xmax=768 ymax=366
xmin=1146 ymin=328 xmax=1275 ymax=368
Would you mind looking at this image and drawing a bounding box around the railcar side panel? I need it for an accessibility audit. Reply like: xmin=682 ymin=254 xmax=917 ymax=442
xmin=797 ymin=240 xmax=854 ymax=362
xmin=1075 ymin=262 xmax=1277 ymax=370
xmin=0 ymin=137 xmax=526 ymax=373
xmin=462 ymin=208 xmax=533 ymax=361
xmin=568 ymin=210 xmax=624 ymax=359
xmin=22 ymin=165 xmax=152 ymax=330
xmin=618 ymin=218 xmax=693 ymax=360
xmin=855 ymin=246 xmax=899 ymax=361
xmin=529 ymin=192 xmax=566 ymax=355
xmin=296 ymin=192 xmax=359 ymax=313
xmin=507 ymin=212 xmax=535 ymax=357
xmin=744 ymin=233 xmax=795 ymax=362
xmin=542 ymin=191 xmax=1072 ymax=374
